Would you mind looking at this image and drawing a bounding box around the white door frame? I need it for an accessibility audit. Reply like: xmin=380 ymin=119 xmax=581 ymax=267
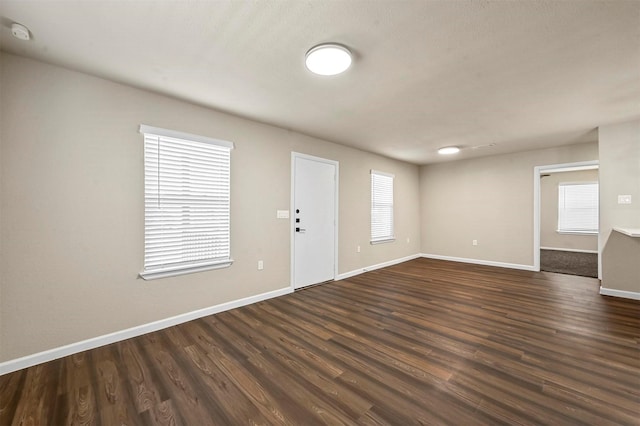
xmin=533 ymin=160 xmax=599 ymax=274
xmin=290 ymin=152 xmax=339 ymax=289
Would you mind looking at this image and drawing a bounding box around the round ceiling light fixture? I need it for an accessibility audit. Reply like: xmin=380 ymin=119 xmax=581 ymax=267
xmin=305 ymin=43 xmax=352 ymax=76
xmin=438 ymin=146 xmax=460 ymax=155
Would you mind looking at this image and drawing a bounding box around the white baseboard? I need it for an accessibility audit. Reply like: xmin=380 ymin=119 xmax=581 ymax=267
xmin=599 ymin=287 xmax=640 ymax=300
xmin=540 ymin=246 xmax=598 ymax=254
xmin=336 ymin=253 xmax=422 ymax=280
xmin=0 ymin=287 xmax=292 ymax=376
xmin=420 ymin=253 xmax=536 ymax=271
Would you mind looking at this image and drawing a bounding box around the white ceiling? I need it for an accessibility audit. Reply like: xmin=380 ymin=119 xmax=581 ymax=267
xmin=1 ymin=1 xmax=638 ymax=164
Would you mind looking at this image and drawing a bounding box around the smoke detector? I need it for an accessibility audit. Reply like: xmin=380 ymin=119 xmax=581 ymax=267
xmin=11 ymin=23 xmax=30 ymax=41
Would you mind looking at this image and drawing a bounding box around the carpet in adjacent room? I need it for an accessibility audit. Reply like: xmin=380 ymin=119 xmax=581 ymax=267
xmin=540 ymin=249 xmax=598 ymax=278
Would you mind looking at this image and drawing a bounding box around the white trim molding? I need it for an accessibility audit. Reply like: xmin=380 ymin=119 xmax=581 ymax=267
xmin=336 ymin=253 xmax=422 ymax=280
xmin=599 ymin=287 xmax=640 ymax=300
xmin=421 ymin=253 xmax=536 ymax=271
xmin=540 ymin=246 xmax=598 ymax=254
xmin=0 ymin=287 xmax=292 ymax=376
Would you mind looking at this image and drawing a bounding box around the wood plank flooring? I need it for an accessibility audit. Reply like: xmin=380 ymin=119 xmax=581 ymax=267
xmin=2 ymin=258 xmax=639 ymax=425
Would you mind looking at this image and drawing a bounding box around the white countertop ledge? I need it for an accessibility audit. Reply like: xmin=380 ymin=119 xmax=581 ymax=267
xmin=613 ymin=227 xmax=640 ymax=237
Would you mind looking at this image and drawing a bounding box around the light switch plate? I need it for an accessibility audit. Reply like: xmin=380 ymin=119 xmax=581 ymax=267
xmin=618 ymin=195 xmax=632 ymax=204
xmin=276 ymin=210 xmax=290 ymax=219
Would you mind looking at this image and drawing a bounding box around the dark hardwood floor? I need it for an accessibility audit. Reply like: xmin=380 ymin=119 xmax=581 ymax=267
xmin=2 ymin=258 xmax=639 ymax=425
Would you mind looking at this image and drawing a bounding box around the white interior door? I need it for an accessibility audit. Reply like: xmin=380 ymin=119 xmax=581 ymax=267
xmin=292 ymin=153 xmax=337 ymax=289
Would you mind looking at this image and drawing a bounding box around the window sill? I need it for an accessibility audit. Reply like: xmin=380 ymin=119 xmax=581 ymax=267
xmin=556 ymin=230 xmax=598 ymax=235
xmin=140 ymin=260 xmax=233 ymax=280
xmin=370 ymin=238 xmax=395 ymax=245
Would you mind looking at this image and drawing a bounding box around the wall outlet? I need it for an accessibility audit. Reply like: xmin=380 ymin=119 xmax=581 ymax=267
xmin=618 ymin=195 xmax=632 ymax=205
xmin=257 ymin=260 xmax=264 ymax=270
xmin=472 ymin=239 xmax=478 ymax=246
xmin=357 ymin=245 xmax=361 ymax=253
xmin=276 ymin=210 xmax=290 ymax=219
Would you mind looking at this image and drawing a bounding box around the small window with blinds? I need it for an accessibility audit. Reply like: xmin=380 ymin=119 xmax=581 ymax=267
xmin=139 ymin=125 xmax=234 ymax=280
xmin=558 ymin=182 xmax=599 ymax=234
xmin=371 ymin=170 xmax=395 ymax=244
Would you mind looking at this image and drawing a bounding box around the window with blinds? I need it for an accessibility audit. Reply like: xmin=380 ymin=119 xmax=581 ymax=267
xmin=139 ymin=125 xmax=234 ymax=280
xmin=371 ymin=170 xmax=395 ymax=243
xmin=558 ymin=182 xmax=599 ymax=234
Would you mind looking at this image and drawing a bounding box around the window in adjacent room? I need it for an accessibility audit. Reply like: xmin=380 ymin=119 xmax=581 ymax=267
xmin=557 ymin=182 xmax=599 ymax=234
xmin=139 ymin=125 xmax=234 ymax=280
xmin=371 ymin=170 xmax=395 ymax=244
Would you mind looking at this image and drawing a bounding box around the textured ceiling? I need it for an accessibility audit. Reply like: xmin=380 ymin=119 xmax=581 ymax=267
xmin=1 ymin=1 xmax=638 ymax=164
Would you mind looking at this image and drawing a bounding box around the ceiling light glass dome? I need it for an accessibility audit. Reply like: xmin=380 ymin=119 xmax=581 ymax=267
xmin=305 ymin=43 xmax=352 ymax=76
xmin=438 ymin=146 xmax=460 ymax=155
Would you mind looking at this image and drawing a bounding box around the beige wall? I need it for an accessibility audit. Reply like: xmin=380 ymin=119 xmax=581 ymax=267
xmin=0 ymin=53 xmax=3 ymax=355
xmin=0 ymin=53 xmax=420 ymax=362
xmin=540 ymin=169 xmax=598 ymax=251
xmin=598 ymin=120 xmax=640 ymax=293
xmin=420 ymin=143 xmax=599 ymax=267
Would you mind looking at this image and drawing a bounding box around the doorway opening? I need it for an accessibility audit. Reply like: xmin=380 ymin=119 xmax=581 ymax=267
xmin=534 ymin=161 xmax=599 ymax=278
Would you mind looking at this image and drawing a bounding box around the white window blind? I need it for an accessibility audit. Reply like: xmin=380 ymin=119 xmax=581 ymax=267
xmin=139 ymin=125 xmax=234 ymax=280
xmin=371 ymin=170 xmax=395 ymax=243
xmin=558 ymin=182 xmax=599 ymax=234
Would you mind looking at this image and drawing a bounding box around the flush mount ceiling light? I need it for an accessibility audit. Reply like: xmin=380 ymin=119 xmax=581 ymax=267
xmin=438 ymin=146 xmax=460 ymax=155
xmin=305 ymin=43 xmax=352 ymax=76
